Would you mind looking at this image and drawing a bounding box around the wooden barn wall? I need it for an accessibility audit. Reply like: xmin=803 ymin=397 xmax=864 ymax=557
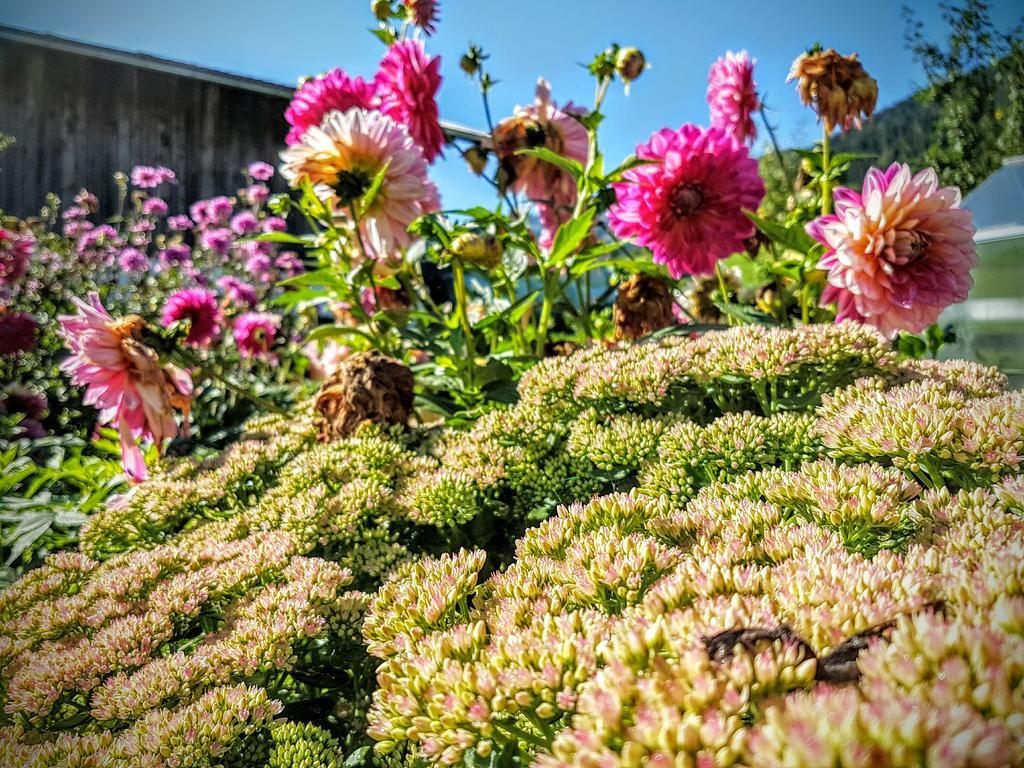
xmin=0 ymin=40 xmax=291 ymax=217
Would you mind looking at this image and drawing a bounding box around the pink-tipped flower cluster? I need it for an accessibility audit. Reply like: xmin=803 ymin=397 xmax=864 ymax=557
xmin=707 ymin=50 xmax=760 ymax=145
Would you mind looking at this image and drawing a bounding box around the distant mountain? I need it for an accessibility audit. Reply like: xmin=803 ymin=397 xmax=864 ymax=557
xmin=830 ymin=94 xmax=940 ymax=184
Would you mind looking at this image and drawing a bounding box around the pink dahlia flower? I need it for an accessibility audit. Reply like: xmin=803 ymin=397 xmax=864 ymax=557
xmin=284 ymin=68 xmax=376 ymax=146
xmin=0 ymin=310 xmax=38 ymax=356
xmin=403 ymin=0 xmax=439 ymax=34
xmin=233 ymin=312 xmax=281 ymax=361
xmin=608 ymin=124 xmax=765 ymax=278
xmin=493 ymin=79 xmax=588 ymax=248
xmin=707 ymin=50 xmax=760 ymax=145
xmin=247 ymin=160 xmax=275 ymax=181
xmin=280 ymin=107 xmax=438 ymax=259
xmin=59 ymin=294 xmax=192 ymax=481
xmin=808 ymin=162 xmax=977 ymax=337
xmin=161 ymin=287 xmax=223 ymax=347
xmin=0 ymin=228 xmax=35 ymax=285
xmin=375 ymin=40 xmax=445 ymax=163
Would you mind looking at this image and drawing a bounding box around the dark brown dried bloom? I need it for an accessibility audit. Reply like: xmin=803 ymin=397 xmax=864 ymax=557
xmin=787 ymin=48 xmax=878 ymax=132
xmin=613 ymin=274 xmax=675 ymax=341
xmin=314 ymin=351 xmax=415 ymax=441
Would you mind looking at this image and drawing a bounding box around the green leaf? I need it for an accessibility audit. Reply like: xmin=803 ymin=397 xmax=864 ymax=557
xmin=305 ymin=324 xmax=376 ymax=345
xmin=605 ymin=154 xmax=656 ymax=182
xmin=501 ymin=248 xmax=529 ymax=282
xmin=514 ymin=147 xmax=585 ymax=180
xmin=254 ymin=232 xmax=310 ymax=245
xmin=745 ymin=211 xmax=817 ymax=256
xmin=548 ymin=208 xmax=596 ymax=268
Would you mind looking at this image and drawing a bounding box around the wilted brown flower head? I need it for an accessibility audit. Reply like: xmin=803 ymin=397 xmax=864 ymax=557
xmin=314 ymin=351 xmax=415 ymax=441
xmin=613 ymin=274 xmax=676 ymax=341
xmin=787 ymin=48 xmax=878 ymax=132
xmin=685 ymin=268 xmax=740 ymax=324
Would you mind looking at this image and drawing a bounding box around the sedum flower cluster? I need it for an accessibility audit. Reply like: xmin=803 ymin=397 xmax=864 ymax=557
xmin=2 ymin=323 xmax=1021 ymax=767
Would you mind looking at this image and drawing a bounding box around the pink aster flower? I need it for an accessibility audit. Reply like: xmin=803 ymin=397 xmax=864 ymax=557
xmin=167 ymin=215 xmax=192 ymax=231
xmin=375 ymin=39 xmax=445 ymax=163
xmin=118 ymin=247 xmax=149 ymax=273
xmin=130 ymin=165 xmax=176 ymax=188
xmin=59 ymin=294 xmax=192 ymax=481
xmin=608 ymin=123 xmax=765 ymax=277
xmin=190 ymin=197 xmax=234 ymax=228
xmin=275 ymin=251 xmax=304 ymax=277
xmin=230 ymin=212 xmax=260 ymax=235
xmin=233 ymin=312 xmax=281 ymax=361
xmin=161 ymin=287 xmax=223 ymax=347
xmin=403 ymin=0 xmax=439 ymax=35
xmin=280 ymin=107 xmax=438 ymax=259
xmin=284 ymin=68 xmax=376 ymax=146
xmin=217 ymin=275 xmax=259 ymax=307
xmin=493 ymin=79 xmax=588 ymax=247
xmin=808 ymin=162 xmax=977 ymax=337
xmin=244 ymin=253 xmax=274 ymax=283
xmin=262 ymin=216 xmax=288 ymax=233
xmin=707 ymin=50 xmax=760 ymax=145
xmin=200 ymin=227 xmax=234 ymax=257
xmin=141 ymin=197 xmax=169 ymax=217
xmin=0 ymin=310 xmax=38 ymax=355
xmin=158 ymin=244 xmax=192 ymax=271
xmin=247 ymin=161 xmax=275 ymax=181
xmin=0 ymin=228 xmax=34 ymax=285
xmin=244 ymin=184 xmax=270 ymax=206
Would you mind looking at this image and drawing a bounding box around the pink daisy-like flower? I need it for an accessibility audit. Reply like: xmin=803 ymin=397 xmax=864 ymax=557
xmin=190 ymin=197 xmax=234 ymax=228
xmin=247 ymin=161 xmax=275 ymax=181
xmin=375 ymin=40 xmax=445 ymax=163
xmin=118 ymin=247 xmax=149 ymax=273
xmin=230 ymin=212 xmax=260 ymax=235
xmin=284 ymin=68 xmax=376 ymax=146
xmin=158 ymin=244 xmax=192 ymax=272
xmin=280 ymin=107 xmax=438 ymax=259
xmin=130 ymin=165 xmax=176 ymax=188
xmin=59 ymin=294 xmax=192 ymax=481
xmin=200 ymin=227 xmax=234 ymax=257
xmin=161 ymin=287 xmax=223 ymax=347
xmin=245 ymin=184 xmax=270 ymax=206
xmin=262 ymin=216 xmax=288 ymax=233
xmin=218 ymin=275 xmax=259 ymax=307
xmin=493 ymin=79 xmax=588 ymax=247
xmin=275 ymin=251 xmax=305 ymax=277
xmin=0 ymin=228 xmax=35 ymax=285
xmin=141 ymin=197 xmax=169 ymax=217
xmin=403 ymin=0 xmax=439 ymax=35
xmin=608 ymin=123 xmax=765 ymax=278
xmin=0 ymin=310 xmax=38 ymax=355
xmin=167 ymin=215 xmax=192 ymax=231
xmin=233 ymin=312 xmax=281 ymax=361
xmin=808 ymin=162 xmax=977 ymax=337
xmin=245 ymin=253 xmax=275 ymax=283
xmin=707 ymin=50 xmax=760 ymax=145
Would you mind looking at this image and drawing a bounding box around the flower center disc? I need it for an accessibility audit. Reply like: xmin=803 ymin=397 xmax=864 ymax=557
xmin=670 ymin=183 xmax=705 ymax=218
xmin=335 ymin=169 xmax=373 ymax=204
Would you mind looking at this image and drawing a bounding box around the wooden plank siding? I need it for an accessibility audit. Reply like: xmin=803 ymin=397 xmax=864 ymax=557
xmin=0 ymin=31 xmax=293 ymax=217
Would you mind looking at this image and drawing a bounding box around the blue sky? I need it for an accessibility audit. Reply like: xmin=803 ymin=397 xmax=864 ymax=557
xmin=5 ymin=0 xmax=1022 ymax=207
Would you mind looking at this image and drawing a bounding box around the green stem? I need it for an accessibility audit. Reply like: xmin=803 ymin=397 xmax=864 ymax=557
xmin=451 ymin=258 xmax=476 ymax=378
xmin=820 ymin=125 xmax=832 ymax=216
xmin=715 ymin=261 xmax=734 ymax=327
xmin=758 ymin=99 xmax=794 ymax=192
xmin=536 ymin=286 xmax=554 ymax=357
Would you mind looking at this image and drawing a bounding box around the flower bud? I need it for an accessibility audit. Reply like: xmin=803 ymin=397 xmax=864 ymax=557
xmin=464 ymin=146 xmax=489 ymax=176
xmin=460 ymin=54 xmax=479 ymax=76
xmin=372 ymin=0 xmax=392 ymax=20
xmin=615 ymin=48 xmax=647 ymax=84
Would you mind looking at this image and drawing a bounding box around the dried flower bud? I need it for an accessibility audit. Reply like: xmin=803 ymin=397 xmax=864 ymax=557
xmin=615 ymin=47 xmax=647 ymax=83
xmin=787 ymin=47 xmax=878 ymax=132
xmin=613 ymin=274 xmax=675 ymax=341
xmin=371 ymin=0 xmax=392 ymax=19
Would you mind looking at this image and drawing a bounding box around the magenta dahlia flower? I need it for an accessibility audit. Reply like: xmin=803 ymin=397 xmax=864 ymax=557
xmin=403 ymin=0 xmax=439 ymax=34
xmin=375 ymin=40 xmax=445 ymax=163
xmin=280 ymin=107 xmax=438 ymax=259
xmin=608 ymin=124 xmax=765 ymax=278
xmin=247 ymin=160 xmax=275 ymax=181
xmin=808 ymin=162 xmax=977 ymax=337
xmin=707 ymin=50 xmax=760 ymax=145
xmin=0 ymin=310 xmax=38 ymax=356
xmin=284 ymin=68 xmax=376 ymax=146
xmin=161 ymin=287 xmax=223 ymax=347
xmin=0 ymin=228 xmax=34 ymax=285
xmin=233 ymin=312 xmax=281 ymax=361
xmin=60 ymin=294 xmax=192 ymax=481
